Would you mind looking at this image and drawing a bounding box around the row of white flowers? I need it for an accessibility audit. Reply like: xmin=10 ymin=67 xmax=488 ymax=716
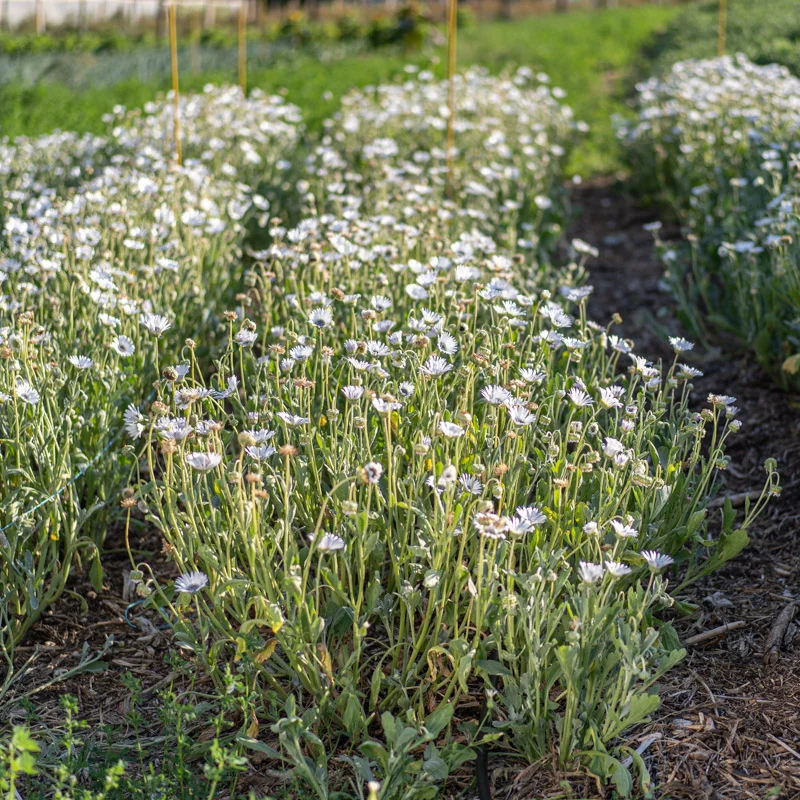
xmin=121 ymin=69 xmax=777 ymax=793
xmin=621 ymin=54 xmax=800 ymax=380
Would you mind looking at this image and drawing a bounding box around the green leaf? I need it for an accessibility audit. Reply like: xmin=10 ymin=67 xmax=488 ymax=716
xmin=686 ymin=509 xmax=706 ymax=537
xmin=475 ymin=659 xmax=512 ymax=678
xmin=11 ymin=727 xmax=40 ymax=754
xmin=342 ymin=691 xmax=366 ymax=737
xmin=611 ymin=757 xmax=634 ymax=797
xmin=719 ymin=527 xmax=749 ymax=563
xmin=237 ymin=736 xmax=282 ymax=759
xmin=90 ymin=553 xmax=104 ymax=592
xmin=622 ymin=692 xmax=660 ymax=728
xmin=423 ymin=701 xmax=454 ymax=738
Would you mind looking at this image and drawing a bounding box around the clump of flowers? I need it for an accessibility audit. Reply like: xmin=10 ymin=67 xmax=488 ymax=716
xmin=0 ymin=86 xmax=302 ymax=647
xmin=621 ymin=54 xmax=800 ymax=383
xmin=123 ymin=69 xmax=777 ymax=794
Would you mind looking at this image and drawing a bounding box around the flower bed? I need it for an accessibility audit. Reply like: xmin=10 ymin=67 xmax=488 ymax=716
xmin=0 ymin=86 xmax=301 ymax=646
xmin=621 ymin=54 xmax=800 ymax=382
xmin=120 ymin=70 xmax=778 ymax=795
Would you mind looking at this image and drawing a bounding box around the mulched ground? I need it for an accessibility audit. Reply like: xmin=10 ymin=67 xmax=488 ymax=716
xmin=567 ymin=179 xmax=800 ymax=800
xmin=5 ymin=178 xmax=800 ymax=799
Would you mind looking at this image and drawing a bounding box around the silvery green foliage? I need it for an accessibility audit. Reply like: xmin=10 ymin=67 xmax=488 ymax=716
xmin=130 ymin=69 xmax=777 ymax=794
xmin=0 ymin=86 xmax=302 ymax=646
xmin=621 ymin=54 xmax=800 ymax=379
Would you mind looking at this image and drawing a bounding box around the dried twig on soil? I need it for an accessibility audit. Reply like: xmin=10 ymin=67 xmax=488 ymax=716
xmin=708 ymin=490 xmax=761 ymax=509
xmin=766 ymin=732 xmax=800 ymax=762
xmin=684 ymin=621 xmax=746 ymax=647
xmin=763 ymin=603 xmax=796 ymax=665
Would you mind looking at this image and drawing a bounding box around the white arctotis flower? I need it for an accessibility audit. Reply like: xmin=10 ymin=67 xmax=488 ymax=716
xmin=668 ymin=336 xmax=694 ymax=353
xmin=309 ymin=308 xmax=333 ymax=329
xmin=235 ymin=329 xmax=258 ymax=346
xmin=175 ymin=571 xmax=209 ymax=594
xmin=14 ymin=379 xmax=39 ymax=405
xmin=677 ymin=364 xmax=703 ymax=379
xmin=604 ymin=561 xmax=632 ymax=578
xmin=310 ymin=532 xmax=346 ymax=552
xmin=508 ymin=404 xmax=536 ymax=426
xmin=642 ymin=550 xmax=674 ymax=570
xmin=481 ymin=385 xmax=513 ymax=405
xmin=610 ymin=519 xmax=638 ymax=539
xmin=708 ymin=393 xmax=737 ymax=407
xmin=185 ymin=452 xmax=223 ymax=472
xmin=520 ymin=368 xmax=546 ymax=384
xmin=420 ymin=355 xmax=453 ymax=377
xmin=516 ymin=506 xmax=547 ymax=527
xmin=571 ymin=238 xmax=599 ymax=258
xmin=124 ymin=404 xmax=146 ymax=439
xmin=140 ymin=313 xmax=172 ymax=337
xmin=363 ymin=462 xmax=383 ymax=483
xmin=459 ymin=474 xmax=483 ymax=495
xmin=599 ymin=387 xmax=624 ymax=409
xmin=578 ymin=561 xmax=605 ymax=584
xmin=568 ymin=387 xmax=593 ymax=407
xmin=245 ymin=445 xmax=276 ymax=460
xmin=68 ymin=355 xmax=94 ymax=370
xmin=111 ymin=335 xmax=135 ymax=357
xmin=276 ymin=412 xmax=309 ymax=426
xmin=372 ymin=397 xmax=401 ymax=414
xmin=342 ymin=386 xmax=364 ymax=401
xmin=437 ymin=332 xmax=459 ymax=356
xmin=473 ymin=512 xmax=509 ymax=540
xmin=438 ymin=420 xmax=465 ymax=438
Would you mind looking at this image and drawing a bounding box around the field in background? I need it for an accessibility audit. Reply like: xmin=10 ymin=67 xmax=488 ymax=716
xmin=0 ymin=4 xmax=679 ymax=175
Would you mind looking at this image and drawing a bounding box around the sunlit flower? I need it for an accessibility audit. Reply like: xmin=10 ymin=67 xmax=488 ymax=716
xmin=568 ymin=387 xmax=593 ymax=407
xmin=604 ymin=561 xmax=632 ymax=578
xmin=309 ymin=532 xmax=346 ymax=552
xmin=439 ymin=421 xmax=464 ymax=438
xmin=175 ymin=571 xmax=209 ymax=594
xmin=578 ymin=561 xmax=604 ymax=584
xmin=610 ymin=519 xmax=638 ymax=539
xmin=642 ymin=550 xmax=674 ymax=570
xmin=363 ymin=462 xmax=383 ymax=483
xmin=420 ymin=355 xmax=453 ymax=377
xmin=14 ymin=379 xmax=39 ymax=406
xmin=111 ymin=335 xmax=135 ymax=358
xmin=185 ymin=452 xmax=223 ymax=471
xmin=68 ymin=355 xmax=94 ymax=370
xmin=124 ymin=404 xmax=146 ymax=439
xmin=140 ymin=313 xmax=172 ymax=337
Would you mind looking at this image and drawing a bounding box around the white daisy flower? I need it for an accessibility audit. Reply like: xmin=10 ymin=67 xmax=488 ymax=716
xmin=68 ymin=355 xmax=94 ymax=370
xmin=185 ymin=452 xmax=223 ymax=472
xmin=111 ymin=335 xmax=135 ymax=358
xmin=175 ymin=571 xmax=209 ymax=594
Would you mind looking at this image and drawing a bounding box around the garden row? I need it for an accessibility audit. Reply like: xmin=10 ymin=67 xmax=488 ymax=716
xmin=1 ymin=66 xmax=779 ymax=797
xmin=623 ymin=53 xmax=800 ymax=385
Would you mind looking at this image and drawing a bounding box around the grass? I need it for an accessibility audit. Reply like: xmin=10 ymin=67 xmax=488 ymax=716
xmin=0 ymin=5 xmax=680 ymax=176
xmin=457 ymin=6 xmax=679 ymax=174
xmin=645 ymin=0 xmax=800 ymax=77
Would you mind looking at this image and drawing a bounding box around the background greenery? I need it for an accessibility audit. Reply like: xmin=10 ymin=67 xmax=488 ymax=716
xmin=646 ymin=0 xmax=800 ymax=77
xmin=0 ymin=5 xmax=679 ymax=176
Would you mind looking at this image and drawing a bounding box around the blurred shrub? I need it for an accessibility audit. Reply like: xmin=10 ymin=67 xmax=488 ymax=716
xmin=646 ymin=0 xmax=800 ymax=76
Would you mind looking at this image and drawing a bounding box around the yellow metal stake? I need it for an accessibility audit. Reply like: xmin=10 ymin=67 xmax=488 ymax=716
xmin=717 ymin=0 xmax=727 ymax=57
xmin=238 ymin=1 xmax=247 ymax=95
xmin=446 ymin=0 xmax=457 ymax=198
xmin=169 ymin=3 xmax=182 ymax=166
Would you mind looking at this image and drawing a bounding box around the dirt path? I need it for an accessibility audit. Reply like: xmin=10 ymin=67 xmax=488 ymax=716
xmin=569 ymin=179 xmax=800 ymax=800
